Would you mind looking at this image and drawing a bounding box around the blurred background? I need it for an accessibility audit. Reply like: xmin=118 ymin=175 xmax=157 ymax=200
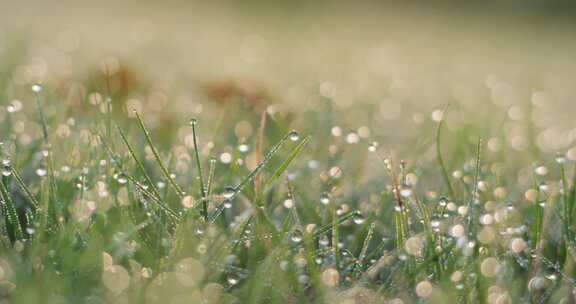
xmin=1 ymin=0 xmax=576 ymax=155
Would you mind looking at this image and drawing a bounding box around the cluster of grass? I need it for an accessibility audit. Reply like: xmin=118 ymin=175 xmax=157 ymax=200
xmin=0 ymin=57 xmax=576 ymax=304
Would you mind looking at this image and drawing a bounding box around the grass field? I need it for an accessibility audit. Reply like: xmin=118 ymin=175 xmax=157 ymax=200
xmin=1 ymin=2 xmax=576 ymax=303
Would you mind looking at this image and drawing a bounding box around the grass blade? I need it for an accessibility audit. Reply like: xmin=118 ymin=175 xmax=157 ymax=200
xmin=134 ymin=112 xmax=185 ymax=198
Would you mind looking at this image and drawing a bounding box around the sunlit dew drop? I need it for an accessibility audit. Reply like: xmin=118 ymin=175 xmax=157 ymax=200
xmin=400 ymin=187 xmax=412 ymax=198
xmin=368 ymin=141 xmax=379 ymax=152
xmin=238 ymin=144 xmax=249 ymax=153
xmin=545 ymin=274 xmax=557 ymax=281
xmin=219 ymin=152 xmax=232 ymax=164
xmin=189 ymin=118 xmax=198 ymax=126
xmin=438 ymin=196 xmax=448 ymax=207
xmin=222 ymin=186 xmax=235 ymax=199
xmin=283 ymin=199 xmax=294 ymax=209
xmin=227 ymin=273 xmax=239 ymax=286
xmin=534 ymin=166 xmax=548 ymax=176
xmin=31 ymin=83 xmax=43 ymax=93
xmin=555 ymin=155 xmax=567 ymax=164
xmin=6 ymin=100 xmax=22 ymax=113
xmin=290 ymin=229 xmax=303 ymax=243
xmin=1 ymin=160 xmax=12 ymax=177
xmin=36 ymin=168 xmax=47 ymax=177
xmin=538 ymin=182 xmax=548 ymax=192
xmin=346 ymin=132 xmax=360 ymax=144
xmin=289 ymin=130 xmax=300 ymax=141
xmin=320 ymin=192 xmax=330 ymax=205
xmin=319 ymin=235 xmax=329 ymax=246
xmin=353 ymin=212 xmax=365 ymax=225
xmin=115 ymin=172 xmax=128 ymax=184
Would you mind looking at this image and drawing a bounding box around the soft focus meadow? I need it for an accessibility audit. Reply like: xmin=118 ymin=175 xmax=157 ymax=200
xmin=1 ymin=1 xmax=576 ymax=303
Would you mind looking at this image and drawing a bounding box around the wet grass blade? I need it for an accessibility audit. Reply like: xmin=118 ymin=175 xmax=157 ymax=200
xmin=312 ymin=211 xmax=356 ymax=238
xmin=436 ymin=104 xmax=455 ymax=199
xmin=265 ymin=136 xmax=310 ymax=188
xmin=116 ymin=123 xmax=161 ymax=198
xmin=10 ymin=168 xmax=39 ymax=211
xmin=0 ymin=179 xmax=23 ymax=240
xmin=189 ymin=119 xmax=208 ymax=220
xmin=134 ymin=112 xmax=185 ymax=198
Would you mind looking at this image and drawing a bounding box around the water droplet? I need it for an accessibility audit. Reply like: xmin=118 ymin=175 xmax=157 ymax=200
xmin=290 ymin=229 xmax=303 ymax=243
xmin=189 ymin=118 xmax=198 ymax=126
xmin=353 ymin=212 xmax=365 ymax=225
xmin=288 ymin=130 xmax=300 ymax=141
xmin=31 ymin=83 xmax=43 ymax=93
xmin=238 ymin=144 xmax=249 ymax=152
xmin=115 ymin=172 xmax=128 ymax=184
xmin=368 ymin=141 xmax=379 ymax=152
xmin=222 ymin=186 xmax=235 ymax=199
xmin=319 ymin=235 xmax=329 ymax=246
xmin=556 ymin=156 xmax=567 ymax=164
xmin=1 ymin=160 xmax=12 ymax=177
xmin=400 ymin=187 xmax=412 ymax=197
xmin=438 ymin=196 xmax=448 ymax=206
xmin=227 ymin=274 xmax=239 ymax=285
xmin=320 ymin=192 xmax=330 ymax=205
xmin=6 ymin=100 xmax=22 ymax=113
xmin=36 ymin=168 xmax=47 ymax=177
xmin=538 ymin=182 xmax=548 ymax=191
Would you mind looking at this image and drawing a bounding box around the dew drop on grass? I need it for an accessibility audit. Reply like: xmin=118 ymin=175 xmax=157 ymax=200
xmin=556 ymin=155 xmax=567 ymax=164
xmin=189 ymin=118 xmax=198 ymax=126
xmin=227 ymin=274 xmax=239 ymax=286
xmin=319 ymin=235 xmax=329 ymax=246
xmin=368 ymin=141 xmax=379 ymax=152
xmin=290 ymin=229 xmax=303 ymax=243
xmin=31 ymin=83 xmax=43 ymax=93
xmin=438 ymin=196 xmax=448 ymax=206
xmin=115 ymin=173 xmax=128 ymax=184
xmin=222 ymin=186 xmax=235 ymax=198
xmin=238 ymin=144 xmax=249 ymax=152
xmin=1 ymin=160 xmax=11 ymax=177
xmin=288 ymin=130 xmax=300 ymax=141
xmin=353 ymin=212 xmax=365 ymax=225
xmin=36 ymin=168 xmax=47 ymax=177
xmin=400 ymin=187 xmax=412 ymax=197
xmin=320 ymin=192 xmax=330 ymax=205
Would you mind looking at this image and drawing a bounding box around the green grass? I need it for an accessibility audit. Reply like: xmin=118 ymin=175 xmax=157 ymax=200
xmin=0 ymin=51 xmax=575 ymax=304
